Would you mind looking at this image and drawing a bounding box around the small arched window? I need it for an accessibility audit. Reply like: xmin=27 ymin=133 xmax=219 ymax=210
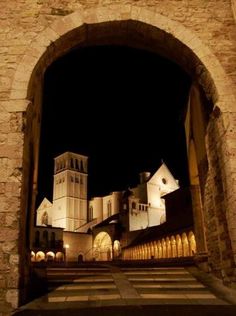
xmin=41 ymin=211 xmax=48 ymax=225
xmin=107 ymin=200 xmax=112 ymax=217
xmin=75 ymin=159 xmax=79 ymax=170
xmin=88 ymin=206 xmax=93 ymax=222
xmin=70 ymin=158 xmax=74 ymax=168
xmin=80 ymin=160 xmax=84 ymax=172
xmin=131 ymin=202 xmax=136 ymax=209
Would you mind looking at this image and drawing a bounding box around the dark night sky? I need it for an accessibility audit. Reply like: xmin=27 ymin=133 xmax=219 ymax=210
xmin=37 ymin=45 xmax=191 ymax=207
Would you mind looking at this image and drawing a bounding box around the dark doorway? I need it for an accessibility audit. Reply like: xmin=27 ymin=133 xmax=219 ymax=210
xmin=78 ymin=254 xmax=84 ymax=263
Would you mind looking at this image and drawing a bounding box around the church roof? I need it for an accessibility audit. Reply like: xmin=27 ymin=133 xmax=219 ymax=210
xmin=54 ymin=151 xmax=88 ymax=160
xmin=94 ymin=213 xmax=120 ymax=228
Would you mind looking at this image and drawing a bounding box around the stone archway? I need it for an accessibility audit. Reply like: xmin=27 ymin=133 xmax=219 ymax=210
xmin=78 ymin=253 xmax=84 ymax=263
xmin=113 ymin=240 xmax=121 ymax=259
xmin=93 ymin=231 xmax=113 ymax=261
xmin=4 ymin=3 xmax=236 ymax=309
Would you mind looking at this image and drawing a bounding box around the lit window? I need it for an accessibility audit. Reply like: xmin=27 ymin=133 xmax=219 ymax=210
xmin=88 ymin=206 xmax=93 ymax=221
xmin=107 ymin=200 xmax=112 ymax=217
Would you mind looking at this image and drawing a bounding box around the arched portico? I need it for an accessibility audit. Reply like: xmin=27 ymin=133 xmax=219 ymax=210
xmin=93 ymin=231 xmax=113 ymax=261
xmin=5 ymin=3 xmax=236 ymax=308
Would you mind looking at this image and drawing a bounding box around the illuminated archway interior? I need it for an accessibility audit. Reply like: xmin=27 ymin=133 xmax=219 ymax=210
xmin=93 ymin=232 xmax=112 ymax=261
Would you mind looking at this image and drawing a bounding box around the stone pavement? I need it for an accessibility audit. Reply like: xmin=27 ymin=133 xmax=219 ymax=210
xmin=13 ymin=264 xmax=236 ymax=316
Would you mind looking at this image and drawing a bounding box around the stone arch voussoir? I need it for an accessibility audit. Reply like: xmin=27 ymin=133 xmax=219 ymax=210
xmin=9 ymin=4 xmax=236 ymax=114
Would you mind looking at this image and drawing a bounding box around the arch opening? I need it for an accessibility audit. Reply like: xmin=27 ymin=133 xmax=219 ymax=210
xmin=93 ymin=232 xmax=113 ymax=261
xmin=12 ymin=6 xmax=236 ymax=307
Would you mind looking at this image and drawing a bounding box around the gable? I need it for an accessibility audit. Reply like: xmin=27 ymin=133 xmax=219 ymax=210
xmin=36 ymin=197 xmax=53 ymax=212
xmin=148 ymin=163 xmax=179 ymax=196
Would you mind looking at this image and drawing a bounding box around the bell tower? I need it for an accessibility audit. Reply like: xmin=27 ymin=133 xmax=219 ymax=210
xmin=52 ymin=152 xmax=88 ymax=231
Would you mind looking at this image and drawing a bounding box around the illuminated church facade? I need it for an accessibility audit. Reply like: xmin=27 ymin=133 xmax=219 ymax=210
xmin=32 ymin=151 xmax=196 ymax=262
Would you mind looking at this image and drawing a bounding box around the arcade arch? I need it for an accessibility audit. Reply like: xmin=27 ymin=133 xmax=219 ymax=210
xmin=35 ymin=251 xmax=45 ymax=262
xmin=113 ymin=240 xmax=121 ymax=259
xmin=93 ymin=232 xmax=113 ymax=261
xmin=123 ymin=231 xmax=196 ymax=260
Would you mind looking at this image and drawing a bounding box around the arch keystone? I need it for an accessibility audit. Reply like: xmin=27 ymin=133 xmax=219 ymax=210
xmin=50 ymin=15 xmax=79 ymax=37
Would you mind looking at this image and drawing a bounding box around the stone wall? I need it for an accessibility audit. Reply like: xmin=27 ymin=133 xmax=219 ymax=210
xmin=63 ymin=231 xmax=92 ymax=262
xmin=205 ymin=108 xmax=236 ymax=278
xmin=1 ymin=0 xmax=236 ymax=314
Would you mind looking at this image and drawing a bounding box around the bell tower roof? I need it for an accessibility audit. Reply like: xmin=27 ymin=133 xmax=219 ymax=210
xmin=54 ymin=151 xmax=88 ymax=175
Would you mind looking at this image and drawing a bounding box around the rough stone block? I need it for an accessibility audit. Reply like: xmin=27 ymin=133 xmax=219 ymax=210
xmin=0 ymin=229 xmax=18 ymax=242
xmin=2 ymin=241 xmax=16 ymax=254
xmin=5 ymin=182 xmax=21 ymax=197
xmin=0 ymin=158 xmax=8 ymax=181
xmin=9 ymin=254 xmax=19 ymax=265
xmin=0 ymin=182 xmax=5 ymax=194
xmin=0 ymin=276 xmax=6 ymax=288
xmin=6 ymin=289 xmax=18 ymax=309
xmin=5 ymin=214 xmax=18 ymax=227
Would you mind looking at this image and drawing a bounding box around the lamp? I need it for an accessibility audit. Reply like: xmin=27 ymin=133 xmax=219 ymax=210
xmin=64 ymin=244 xmax=69 ymax=264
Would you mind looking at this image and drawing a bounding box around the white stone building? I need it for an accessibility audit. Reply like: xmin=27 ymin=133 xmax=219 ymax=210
xmin=36 ymin=152 xmax=179 ymax=233
xmin=36 ymin=152 xmax=88 ymax=232
xmin=128 ymin=164 xmax=180 ymax=231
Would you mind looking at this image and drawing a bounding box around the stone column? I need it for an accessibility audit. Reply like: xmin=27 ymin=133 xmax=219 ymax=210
xmin=190 ymin=185 xmax=208 ymax=270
